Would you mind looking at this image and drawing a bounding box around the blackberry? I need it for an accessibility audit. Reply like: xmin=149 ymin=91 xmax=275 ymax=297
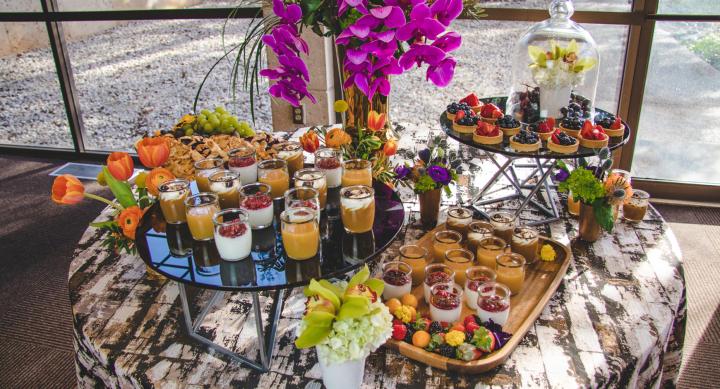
xmin=457 ymin=115 xmax=478 ymax=126
xmin=496 ymin=114 xmax=520 ymax=129
xmin=561 ymin=116 xmax=582 ymax=130
xmin=403 ymin=325 xmax=415 ymax=343
xmin=595 ymin=113 xmax=616 ymax=129
xmin=429 ymin=321 xmax=443 ymax=334
xmin=438 ymin=343 xmax=457 ymax=359
xmin=555 ymin=132 xmax=577 ymax=146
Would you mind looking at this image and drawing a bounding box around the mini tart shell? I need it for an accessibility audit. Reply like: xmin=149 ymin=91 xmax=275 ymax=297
xmin=470 ymin=105 xmax=483 ymax=114
xmin=579 ymin=134 xmax=609 ymax=148
xmin=547 ymin=139 xmax=579 ymax=154
xmin=499 ymin=125 xmax=520 ymax=137
xmin=446 ymin=111 xmax=456 ymax=121
xmin=602 ymin=124 xmax=625 ymax=137
xmin=481 ymin=116 xmax=499 ymax=125
xmin=534 ymin=130 xmax=554 ymax=142
xmin=560 ymin=125 xmax=581 ymax=138
xmin=509 ymin=137 xmax=541 ymax=152
xmin=453 ymin=122 xmax=477 ymax=134
xmin=473 ymin=131 xmax=504 ymax=145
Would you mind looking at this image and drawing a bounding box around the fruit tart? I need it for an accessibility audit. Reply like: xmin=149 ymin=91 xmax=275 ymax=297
xmin=473 ymin=122 xmax=503 ymax=145
xmin=452 ymin=110 xmax=479 ymax=134
xmin=509 ymin=130 xmax=541 ymax=153
xmin=446 ymin=102 xmax=471 ymax=121
xmin=495 ymin=114 xmax=521 ymax=137
xmin=459 ymin=93 xmax=483 ymax=114
xmin=547 ymin=129 xmax=579 ymax=154
xmin=595 ymin=114 xmax=625 ymax=138
xmin=559 ymin=116 xmax=583 ymax=138
xmin=479 ymin=103 xmax=503 ymax=124
xmin=531 ymin=117 xmax=556 ymax=142
xmin=579 ymin=120 xmax=609 ymax=148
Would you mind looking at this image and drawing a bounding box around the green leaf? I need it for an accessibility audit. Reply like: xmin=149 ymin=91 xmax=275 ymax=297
xmin=347 ymin=265 xmax=370 ymax=290
xmin=308 ymin=279 xmax=341 ymax=309
xmin=593 ymin=200 xmax=615 ymax=232
xmin=102 ymin=166 xmax=137 ymax=208
xmin=295 ymin=324 xmax=332 ymax=348
xmin=365 ymin=278 xmax=384 ymax=296
xmin=90 ymin=220 xmax=118 ymax=229
xmin=337 ymin=296 xmax=370 ymax=321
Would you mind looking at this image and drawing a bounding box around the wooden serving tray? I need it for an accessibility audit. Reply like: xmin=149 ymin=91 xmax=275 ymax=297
xmin=384 ymin=224 xmax=572 ymax=373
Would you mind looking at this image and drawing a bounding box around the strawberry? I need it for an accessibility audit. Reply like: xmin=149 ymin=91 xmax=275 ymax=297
xmin=413 ymin=317 xmax=431 ymax=332
xmin=547 ymin=117 xmax=556 ymax=128
xmin=611 ymin=117 xmax=622 ymax=130
xmin=582 ymin=119 xmax=593 ymax=133
xmin=460 ymin=93 xmax=480 ymax=107
xmin=451 ymin=323 xmax=466 ymax=333
xmin=455 ymin=110 xmax=466 ymax=121
xmin=393 ymin=318 xmax=403 ymax=326
xmin=471 ymin=327 xmax=497 ymax=353
xmin=492 ymin=109 xmax=503 ymax=119
xmin=392 ymin=323 xmax=407 ymax=341
xmin=440 ymin=321 xmax=451 ymax=330
xmin=476 ymin=122 xmax=497 ymax=137
xmin=481 ymin=103 xmax=500 ymax=118
xmin=465 ymin=321 xmax=481 ymax=335
xmin=463 ymin=315 xmax=477 ymax=328
xmin=538 ymin=120 xmax=552 ymax=133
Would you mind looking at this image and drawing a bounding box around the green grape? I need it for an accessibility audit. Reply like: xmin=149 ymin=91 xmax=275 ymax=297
xmin=200 ymin=109 xmax=211 ymax=116
xmin=215 ymin=106 xmax=226 ymax=114
xmin=197 ymin=117 xmax=207 ymax=126
xmin=221 ymin=126 xmax=234 ymax=134
xmin=229 ymin=116 xmax=239 ymax=126
xmin=182 ymin=124 xmax=191 ymax=131
xmin=203 ymin=123 xmax=213 ymax=132
xmin=209 ymin=116 xmax=220 ymax=128
xmin=184 ymin=128 xmax=194 ymax=136
xmin=198 ymin=114 xmax=207 ymax=122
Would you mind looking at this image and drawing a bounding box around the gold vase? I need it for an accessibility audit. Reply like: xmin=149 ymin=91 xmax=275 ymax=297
xmin=418 ymin=189 xmax=441 ymax=229
xmin=578 ymin=203 xmax=602 ymax=242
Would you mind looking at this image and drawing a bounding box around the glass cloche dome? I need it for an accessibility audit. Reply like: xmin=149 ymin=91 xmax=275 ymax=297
xmin=506 ymin=0 xmax=599 ymax=125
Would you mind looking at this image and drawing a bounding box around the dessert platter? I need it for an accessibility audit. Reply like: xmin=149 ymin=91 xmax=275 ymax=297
xmin=441 ymin=95 xmax=632 ymax=226
xmin=381 ymin=210 xmax=571 ymax=373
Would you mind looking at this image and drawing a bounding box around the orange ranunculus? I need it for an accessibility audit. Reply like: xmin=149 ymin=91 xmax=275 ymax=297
xmin=300 ymin=130 xmax=320 ymax=153
xmin=136 ymin=137 xmax=170 ymax=168
xmin=325 ymin=128 xmax=351 ymax=148
xmin=146 ymin=167 xmax=175 ymax=196
xmin=106 ymin=152 xmax=134 ymax=181
xmin=51 ymin=174 xmax=85 ymax=205
xmin=383 ymin=139 xmax=398 ymax=156
xmin=605 ymin=172 xmax=633 ymax=204
xmin=367 ymin=110 xmax=386 ymax=132
xmin=116 ymin=205 xmax=144 ymax=240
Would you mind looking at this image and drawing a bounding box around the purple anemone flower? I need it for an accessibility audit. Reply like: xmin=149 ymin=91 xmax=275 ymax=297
xmin=427 ymin=165 xmax=451 ymax=185
xmin=430 ymin=0 xmax=463 ymax=27
xmin=394 ymin=164 xmax=411 ymax=179
xmin=555 ymin=169 xmax=570 ymax=182
xmin=395 ymin=4 xmax=445 ymax=41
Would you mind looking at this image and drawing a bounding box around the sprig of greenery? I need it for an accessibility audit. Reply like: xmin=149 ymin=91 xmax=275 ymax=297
xmin=558 ymin=167 xmax=605 ymax=204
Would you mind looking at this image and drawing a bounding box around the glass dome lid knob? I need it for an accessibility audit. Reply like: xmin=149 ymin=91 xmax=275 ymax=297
xmin=549 ymin=0 xmax=574 ymax=20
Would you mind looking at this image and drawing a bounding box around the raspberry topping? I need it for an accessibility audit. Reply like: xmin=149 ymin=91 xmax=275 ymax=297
xmin=383 ymin=269 xmax=410 ymax=286
xmin=229 ymin=156 xmax=256 ymax=168
xmin=292 ymin=200 xmax=318 ymax=210
xmin=426 ymin=271 xmax=452 ymax=285
xmin=242 ymin=193 xmax=272 ymax=210
xmin=431 ymin=286 xmax=461 ymax=310
xmin=479 ymin=295 xmax=509 ymax=312
xmin=316 ymin=158 xmax=341 ymax=170
xmin=467 ymin=278 xmax=492 ymax=291
xmin=219 ymin=222 xmax=248 ymax=238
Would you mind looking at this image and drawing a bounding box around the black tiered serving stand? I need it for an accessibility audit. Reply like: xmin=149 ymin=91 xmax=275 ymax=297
xmin=136 ymin=181 xmax=405 ymax=372
xmin=442 ymin=97 xmax=631 ymax=226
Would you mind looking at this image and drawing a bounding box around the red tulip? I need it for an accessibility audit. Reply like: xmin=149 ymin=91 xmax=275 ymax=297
xmin=106 ymin=152 xmax=134 ymax=181
xmin=136 ymin=137 xmax=170 ymax=168
xmin=51 ymin=174 xmax=85 ymax=205
xmin=367 ymin=110 xmax=386 ymax=132
xmin=300 ymin=130 xmax=320 ymax=153
xmin=383 ymin=139 xmax=398 ymax=156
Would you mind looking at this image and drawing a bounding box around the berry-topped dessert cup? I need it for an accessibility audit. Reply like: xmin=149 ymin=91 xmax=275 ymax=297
xmin=509 ymin=130 xmax=541 ymax=153
xmin=382 ymin=261 xmax=413 ymax=300
xmin=532 ymin=117 xmax=556 ymax=142
xmin=445 ymin=101 xmax=472 ymax=121
xmin=579 ymin=120 xmax=609 ymax=148
xmin=423 ymin=263 xmax=455 ymax=304
xmin=480 ymin=103 xmax=503 ymax=125
xmin=596 ymin=114 xmax=625 ymax=138
xmin=452 ymin=109 xmax=478 ymax=135
xmin=239 ymin=183 xmax=274 ymax=229
xmin=475 ymin=282 xmax=511 ymax=326
xmin=473 ymin=122 xmax=503 ymax=145
xmin=314 ymin=148 xmax=342 ymax=188
xmin=464 ymin=266 xmax=497 ymax=310
xmin=460 ymin=93 xmax=483 ymax=114
xmin=212 ymin=208 xmax=252 ymax=261
xmin=228 ymin=147 xmax=257 ymax=185
xmin=429 ymin=284 xmax=463 ymax=324
xmin=547 ymin=129 xmax=579 ymax=154
xmin=496 ymin=114 xmax=521 ymax=137
xmin=294 ymin=168 xmax=327 ymax=210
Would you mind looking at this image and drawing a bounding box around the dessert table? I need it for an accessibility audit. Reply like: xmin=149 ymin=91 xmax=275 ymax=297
xmin=68 ymin=124 xmax=685 ymax=388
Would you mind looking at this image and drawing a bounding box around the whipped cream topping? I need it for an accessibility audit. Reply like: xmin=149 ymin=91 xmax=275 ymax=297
xmin=159 ymin=189 xmax=186 ymax=201
xmin=278 ymin=150 xmax=301 ymax=159
xmin=512 ymin=228 xmax=538 ymax=245
xmin=210 ymin=181 xmax=237 ymax=194
xmin=341 ymin=187 xmax=374 ymax=211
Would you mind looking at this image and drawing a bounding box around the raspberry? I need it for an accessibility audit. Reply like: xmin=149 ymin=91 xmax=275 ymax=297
xmin=218 ymin=222 xmax=247 ymax=238
xmin=228 ymin=156 xmax=255 ymax=168
xmin=316 ymin=158 xmax=340 ymax=170
xmin=242 ymin=193 xmax=272 ymax=210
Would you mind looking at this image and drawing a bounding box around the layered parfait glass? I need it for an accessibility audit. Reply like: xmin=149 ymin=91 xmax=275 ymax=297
xmin=239 ymin=183 xmax=274 ymax=229
xmin=208 ymin=170 xmax=241 ymax=209
xmin=228 ymin=147 xmax=257 ymax=185
xmin=294 ymin=168 xmax=327 ymax=210
xmin=185 ymin=193 xmax=221 ymax=241
xmin=488 ymin=211 xmax=516 ymax=243
xmin=446 ymin=207 xmax=473 ymax=237
xmin=475 ymin=281 xmax=511 ymax=326
xmin=429 ymin=284 xmax=463 ymax=324
xmin=381 ymin=261 xmax=412 ymax=300
xmin=464 ymin=266 xmax=497 ymax=310
xmin=423 ymin=263 xmax=455 ymax=304
xmin=314 ymin=148 xmax=342 ymax=188
xmin=194 ymin=158 xmax=224 ymax=193
xmin=341 ymin=159 xmax=372 ymax=188
xmin=273 ymin=141 xmax=304 ymax=178
xmin=339 ymin=185 xmax=375 ymax=233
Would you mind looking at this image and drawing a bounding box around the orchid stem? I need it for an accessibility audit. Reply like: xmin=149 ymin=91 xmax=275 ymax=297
xmin=84 ymin=193 xmax=124 ymax=211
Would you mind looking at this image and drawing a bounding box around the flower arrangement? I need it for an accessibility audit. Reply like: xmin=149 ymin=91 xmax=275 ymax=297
xmin=394 ymin=135 xmax=459 ymax=195
xmin=295 ymin=265 xmax=393 ymax=365
xmin=556 ymin=147 xmax=632 ymax=232
xmin=51 ymin=138 xmax=174 ymax=254
xmin=527 ymin=39 xmax=597 ymax=89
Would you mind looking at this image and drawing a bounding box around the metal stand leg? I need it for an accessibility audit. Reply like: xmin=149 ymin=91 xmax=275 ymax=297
xmin=177 ymin=283 xmax=285 ymax=372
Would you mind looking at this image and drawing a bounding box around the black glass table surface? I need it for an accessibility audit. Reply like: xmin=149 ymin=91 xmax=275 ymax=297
xmin=441 ymin=96 xmax=630 ymax=159
xmin=136 ymin=182 xmax=405 ymax=292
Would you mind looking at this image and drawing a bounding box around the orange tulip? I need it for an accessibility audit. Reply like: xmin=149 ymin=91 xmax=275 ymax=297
xmin=300 ymin=130 xmax=320 ymax=153
xmin=146 ymin=167 xmax=175 ymax=196
xmin=383 ymin=139 xmax=398 ymax=156
xmin=325 ymin=128 xmax=352 ymax=148
xmin=106 ymin=152 xmax=134 ymax=181
xmin=136 ymin=137 xmax=170 ymax=168
xmin=51 ymin=174 xmax=85 ymax=205
xmin=116 ymin=205 xmax=144 ymax=240
xmin=367 ymin=110 xmax=386 ymax=132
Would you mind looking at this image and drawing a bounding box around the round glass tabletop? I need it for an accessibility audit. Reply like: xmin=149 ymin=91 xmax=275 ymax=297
xmin=441 ymin=96 xmax=630 ymax=159
xmin=136 ymin=182 xmax=405 ymax=292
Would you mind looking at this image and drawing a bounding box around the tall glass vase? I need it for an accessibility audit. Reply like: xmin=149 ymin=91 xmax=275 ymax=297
xmin=540 ymin=84 xmax=573 ymax=119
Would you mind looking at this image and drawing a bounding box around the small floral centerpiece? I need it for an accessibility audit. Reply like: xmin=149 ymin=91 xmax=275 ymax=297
xmin=394 ymin=135 xmax=459 ymax=227
xmin=51 ymin=138 xmax=175 ymax=254
xmin=556 ymin=147 xmax=632 ymax=241
xmin=296 ymin=265 xmax=392 ymax=389
xmin=527 ymin=39 xmax=597 ymax=90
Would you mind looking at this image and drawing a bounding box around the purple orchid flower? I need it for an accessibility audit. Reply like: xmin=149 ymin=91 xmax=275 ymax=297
xmin=395 ymin=4 xmax=445 ymax=42
xmin=427 ymin=165 xmax=451 ymax=185
xmin=432 ymin=32 xmax=462 ymax=53
xmin=262 ymin=26 xmax=308 ymax=57
xmin=272 ymin=0 xmax=302 ymax=24
xmin=426 ymin=56 xmax=456 ymax=87
xmin=399 ymin=43 xmax=446 ymax=70
xmin=394 ymin=164 xmax=410 ymax=179
xmin=338 ymin=0 xmax=368 ymax=16
xmin=430 ymin=0 xmax=463 ymax=27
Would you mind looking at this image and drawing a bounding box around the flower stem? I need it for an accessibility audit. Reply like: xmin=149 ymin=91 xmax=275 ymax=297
xmin=84 ymin=193 xmax=124 ymax=211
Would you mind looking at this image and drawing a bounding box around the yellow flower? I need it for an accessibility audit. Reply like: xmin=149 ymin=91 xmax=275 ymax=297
xmin=334 ymin=100 xmax=349 ymax=113
xmin=540 ymin=244 xmax=556 ymax=262
xmin=393 ymin=305 xmax=413 ymax=323
xmin=445 ymin=330 xmax=465 ymax=346
xmin=135 ymin=171 xmax=148 ymax=189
